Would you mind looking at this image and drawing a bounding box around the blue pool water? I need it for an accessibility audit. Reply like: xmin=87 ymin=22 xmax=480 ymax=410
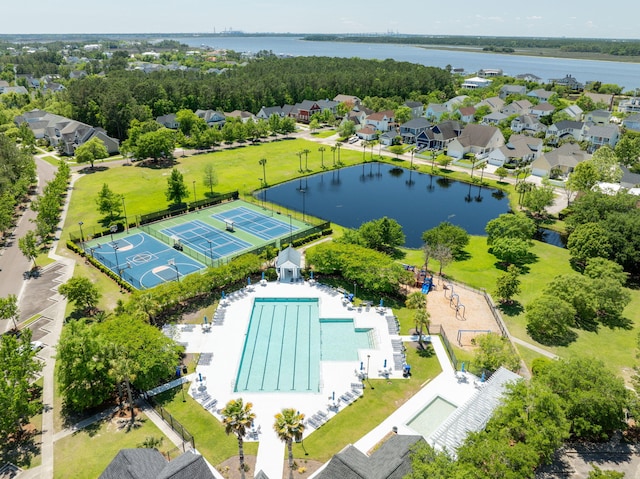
xmin=235 ymin=299 xmax=372 ymax=393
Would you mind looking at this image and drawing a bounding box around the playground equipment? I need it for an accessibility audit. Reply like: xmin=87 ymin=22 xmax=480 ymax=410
xmin=457 ymin=329 xmax=492 ymax=346
xmin=443 ymin=281 xmax=454 ymax=299
xmin=449 ymin=293 xmax=459 ymax=308
xmin=421 ymin=276 xmax=433 ymax=294
xmin=456 ymin=303 xmax=466 ymax=320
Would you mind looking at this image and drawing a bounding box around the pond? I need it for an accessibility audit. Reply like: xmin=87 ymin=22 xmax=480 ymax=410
xmin=260 ymin=163 xmax=510 ymax=248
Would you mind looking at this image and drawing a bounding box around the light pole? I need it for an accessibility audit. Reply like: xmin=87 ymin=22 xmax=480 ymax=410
xmin=288 ymin=214 xmax=293 ymax=244
xmin=109 ymin=224 xmax=118 ymax=243
xmin=121 ymin=196 xmax=128 ymax=233
xmin=112 ymin=243 xmax=122 ymax=279
xmin=206 ymin=239 xmax=214 ymax=267
xmin=192 ymin=180 xmax=197 ymax=204
xmin=353 ymin=282 xmax=357 ymax=299
xmin=366 ymin=354 xmax=374 ymax=390
xmin=168 ymin=259 xmax=180 ymax=282
xmin=78 ymin=221 xmax=85 ymax=252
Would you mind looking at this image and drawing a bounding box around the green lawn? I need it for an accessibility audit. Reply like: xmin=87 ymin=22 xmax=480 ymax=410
xmin=54 ymin=412 xmax=172 ymax=479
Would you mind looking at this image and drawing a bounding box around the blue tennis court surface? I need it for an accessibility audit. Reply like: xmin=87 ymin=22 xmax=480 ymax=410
xmin=212 ymin=207 xmax=297 ymax=241
xmin=87 ymin=233 xmax=205 ymax=289
xmin=160 ymin=219 xmax=251 ymax=260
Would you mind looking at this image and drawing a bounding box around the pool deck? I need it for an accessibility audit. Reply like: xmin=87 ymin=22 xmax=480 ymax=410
xmin=172 ymin=281 xmax=479 ymax=479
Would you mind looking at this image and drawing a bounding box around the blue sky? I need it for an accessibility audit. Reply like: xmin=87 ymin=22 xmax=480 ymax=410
xmin=5 ymin=0 xmax=639 ymax=39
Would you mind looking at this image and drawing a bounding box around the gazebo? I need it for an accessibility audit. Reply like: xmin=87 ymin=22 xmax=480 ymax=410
xmin=276 ymin=245 xmax=302 ymax=282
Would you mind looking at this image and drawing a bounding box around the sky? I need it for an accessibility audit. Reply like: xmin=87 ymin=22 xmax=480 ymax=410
xmin=3 ymin=0 xmax=639 ymax=39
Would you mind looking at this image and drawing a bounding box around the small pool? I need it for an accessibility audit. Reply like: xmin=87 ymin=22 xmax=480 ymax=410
xmin=406 ymin=396 xmax=458 ymax=438
xmin=321 ymin=319 xmax=373 ymax=361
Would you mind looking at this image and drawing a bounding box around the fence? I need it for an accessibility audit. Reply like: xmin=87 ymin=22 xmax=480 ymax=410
xmin=147 ymin=397 xmax=195 ymax=450
xmin=429 ymin=324 xmax=458 ymax=370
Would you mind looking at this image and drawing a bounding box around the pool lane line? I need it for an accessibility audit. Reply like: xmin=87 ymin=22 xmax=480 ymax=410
xmin=259 ymin=305 xmax=278 ymax=391
xmin=290 ymin=304 xmax=300 ymax=391
xmin=275 ymin=305 xmax=289 ymax=391
xmin=240 ymin=305 xmax=265 ymax=391
xmin=307 ymin=304 xmax=312 ymax=390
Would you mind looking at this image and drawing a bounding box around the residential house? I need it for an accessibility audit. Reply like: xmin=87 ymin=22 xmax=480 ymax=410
xmin=69 ymin=70 xmax=88 ymax=80
xmin=461 ymin=76 xmax=491 ymax=89
xmin=618 ymin=97 xmax=640 ymax=114
xmin=487 ymin=134 xmax=542 ymax=167
xmin=365 ymin=110 xmax=395 ymax=132
xmin=156 ymin=113 xmax=178 ymax=129
xmin=333 ymin=94 xmax=362 ymax=107
xmin=317 ymin=99 xmax=340 ymax=115
xmin=289 ymin=100 xmax=322 ymax=123
xmin=550 ymin=74 xmax=584 ymax=91
xmin=499 ymin=84 xmax=527 ymax=100
xmin=0 ymin=85 xmax=28 ymax=95
xmin=446 ymin=124 xmax=505 ymax=159
xmin=584 ymin=91 xmax=614 ymax=110
xmin=621 ymin=165 xmax=640 ymax=189
xmin=562 ymin=104 xmax=583 ymax=120
xmin=415 ymin=120 xmax=463 ymax=150
xmin=99 ymin=449 xmax=214 ymax=479
xmin=515 ymin=73 xmax=542 ymax=82
xmin=444 ymin=95 xmax=469 ymax=112
xmin=356 ymin=125 xmax=378 ymax=141
xmin=531 ymin=142 xmax=591 ymax=177
xmin=475 ymin=96 xmax=505 ymax=113
xmin=0 ymin=80 xmax=9 ymax=90
xmin=225 ymin=110 xmax=256 ymax=123
xmin=545 ymin=120 xmax=586 ymax=144
xmin=15 ymin=109 xmax=119 ymax=155
xmin=315 ymin=434 xmax=425 ymax=479
xmin=478 ymin=68 xmax=503 ymax=77
xmin=403 ymin=100 xmax=424 ymax=118
xmin=425 ymin=103 xmax=447 ymax=121
xmin=481 ymin=111 xmax=508 ymax=126
xmin=345 ymin=105 xmax=374 ymax=129
xmin=585 ymin=109 xmax=612 ymax=125
xmin=379 ymin=130 xmax=398 ymax=146
xmin=510 ymin=114 xmax=546 ymax=135
xmin=456 ymin=106 xmax=476 ymax=123
xmin=501 ymin=100 xmax=532 ymax=117
xmin=584 ymin=124 xmax=620 ymax=150
xmin=399 ymin=118 xmax=431 ymax=144
xmin=622 ymin=113 xmax=640 ymax=132
xmin=42 ymin=82 xmax=65 ymax=93
xmin=527 ymin=89 xmax=556 ymax=103
xmin=256 ymin=105 xmax=292 ymax=120
xmin=529 ymin=102 xmax=555 ymax=118
xmin=195 ymin=109 xmax=226 ymax=127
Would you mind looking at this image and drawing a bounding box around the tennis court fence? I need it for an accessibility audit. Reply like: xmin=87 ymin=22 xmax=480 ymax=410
xmin=89 ymin=248 xmax=143 ymax=289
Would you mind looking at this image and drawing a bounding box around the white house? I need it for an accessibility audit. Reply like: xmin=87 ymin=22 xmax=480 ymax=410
xmin=461 ymin=77 xmax=492 ymax=89
xmin=276 ymin=246 xmax=302 ymax=282
xmin=446 ymin=124 xmax=504 ymax=159
xmin=487 ymin=135 xmax=542 ymax=167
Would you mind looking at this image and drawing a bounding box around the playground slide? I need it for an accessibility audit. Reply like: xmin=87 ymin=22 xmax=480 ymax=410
xmin=421 ymin=278 xmax=432 ymax=294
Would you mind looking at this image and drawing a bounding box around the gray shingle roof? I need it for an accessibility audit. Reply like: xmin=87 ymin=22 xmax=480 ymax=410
xmin=99 ymin=450 xmax=214 ymax=479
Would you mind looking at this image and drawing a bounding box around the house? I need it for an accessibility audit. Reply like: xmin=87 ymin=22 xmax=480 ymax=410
xmin=531 ymin=143 xmax=591 ymax=177
xmin=499 ymin=84 xmax=527 ymax=100
xmin=618 ymin=97 xmax=640 ymax=114
xmin=315 ymin=434 xmax=425 ymax=479
xmin=583 ymin=91 xmax=614 ymax=110
xmin=415 ymin=120 xmax=463 ymax=150
xmin=478 ymin=68 xmax=503 ymax=77
xmin=365 ymin=110 xmax=395 ymax=132
xmin=621 ymin=165 xmax=640 ymax=189
xmin=510 ymin=114 xmax=546 ymax=135
xmin=256 ymin=105 xmax=292 ymax=120
xmin=446 ymin=124 xmax=504 ymax=159
xmin=42 ymin=82 xmax=65 ymax=93
xmin=487 ymin=134 xmax=542 ymax=167
xmin=289 ymin=100 xmax=322 ymax=123
xmin=399 ymin=118 xmax=431 ymax=144
xmin=529 ymin=102 xmax=555 ymax=118
xmin=550 ymin=74 xmax=584 ymax=91
xmin=444 ymin=96 xmax=469 ymax=112
xmin=622 ymin=113 xmax=640 ymax=132
xmin=425 ymin=103 xmax=447 ymax=121
xmin=527 ymin=89 xmax=556 ymax=103
xmin=195 ymin=109 xmax=226 ymax=127
xmin=457 ymin=106 xmax=476 ymax=123
xmin=225 ymin=110 xmax=256 ymax=123
xmin=545 ymin=120 xmax=586 ymax=144
xmin=585 ymin=109 xmax=612 ymax=125
xmin=501 ymin=100 xmax=532 ymax=117
xmin=403 ymin=100 xmax=424 ymax=119
xmin=99 ymin=449 xmax=215 ymax=479
xmin=515 ymin=73 xmax=542 ymax=82
xmin=345 ymin=105 xmax=374 ymax=129
xmin=461 ymin=76 xmax=491 ymax=89
xmin=156 ymin=113 xmax=178 ymax=129
xmin=475 ymin=96 xmax=505 ymax=113
xmin=0 ymin=85 xmax=28 ymax=95
xmin=356 ymin=125 xmax=378 ymax=141
xmin=481 ymin=111 xmax=508 ymax=126
xmin=15 ymin=109 xmax=119 ymax=155
xmin=379 ymin=130 xmax=398 ymax=146
xmin=584 ymin=124 xmax=620 ymax=150
xmin=562 ymin=104 xmax=583 ymax=120
xmin=333 ymin=94 xmax=362 ymax=107
xmin=276 ymin=246 xmax=302 ymax=282
xmin=0 ymin=80 xmax=9 ymax=90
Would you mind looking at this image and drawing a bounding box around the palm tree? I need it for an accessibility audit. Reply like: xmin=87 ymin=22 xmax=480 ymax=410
xmin=330 ymin=145 xmax=337 ymax=167
xmin=478 ymin=161 xmax=486 ymax=183
xmin=296 ymin=151 xmax=303 ymax=172
xmin=302 ymin=148 xmax=311 ymax=171
xmin=335 ymin=142 xmax=342 ymax=165
xmin=259 ymin=158 xmax=267 ymax=185
xmin=362 ymin=140 xmax=368 ymax=162
xmin=414 ymin=308 xmax=431 ymax=349
xmin=318 ymin=146 xmax=326 ymax=169
xmin=405 ymin=291 xmax=426 ymax=311
xmin=273 ymin=408 xmax=305 ymax=476
xmin=221 ymin=398 xmax=256 ymax=479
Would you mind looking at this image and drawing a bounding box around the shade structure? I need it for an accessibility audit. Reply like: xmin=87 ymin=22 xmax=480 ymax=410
xmin=248 ymin=277 xmax=251 ymax=285
xmin=379 ymin=298 xmax=384 ymax=307
xmin=221 ymin=291 xmax=225 ymax=299
xmin=203 ymin=316 xmax=208 ymax=324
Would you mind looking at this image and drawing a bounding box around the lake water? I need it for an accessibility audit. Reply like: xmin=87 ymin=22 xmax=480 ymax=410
xmin=178 ymin=35 xmax=640 ymax=91
xmin=261 ymin=163 xmax=509 ymax=248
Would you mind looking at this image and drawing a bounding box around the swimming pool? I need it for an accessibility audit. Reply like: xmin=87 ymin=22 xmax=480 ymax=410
xmin=234 ymin=298 xmax=373 ymax=393
xmin=406 ymin=396 xmax=458 ymax=438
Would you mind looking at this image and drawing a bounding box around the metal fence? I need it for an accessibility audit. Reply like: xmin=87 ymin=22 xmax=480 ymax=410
xmin=428 ymin=324 xmax=458 ymax=370
xmin=147 ymin=398 xmax=195 ymax=450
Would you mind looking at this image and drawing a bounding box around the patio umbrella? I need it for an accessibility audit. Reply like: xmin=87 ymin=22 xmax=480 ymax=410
xmin=379 ymin=298 xmax=384 ymax=307
xmin=261 ymin=271 xmax=265 ymax=280
xmin=198 ymin=372 xmax=202 ymax=382
xmin=360 ymin=361 xmax=364 ymax=371
xmin=221 ymin=291 xmax=225 ymax=299
xmin=203 ymin=316 xmax=208 ymax=324
xmin=461 ymin=362 xmax=466 ymax=373
xmin=332 ymin=391 xmax=335 ymax=400
xmin=383 ymin=359 xmax=387 ymax=368
xmin=247 ymin=276 xmax=251 ymax=285
xmin=481 ymin=371 xmax=486 ymax=382
xmin=310 ymin=270 xmax=314 ymax=279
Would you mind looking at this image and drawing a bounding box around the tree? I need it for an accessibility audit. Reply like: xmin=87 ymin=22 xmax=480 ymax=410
xmin=567 ymin=160 xmax=600 ymax=193
xmin=437 ymin=156 xmax=453 ymax=169
xmin=413 ymin=308 xmax=431 ymax=350
xmin=357 ymin=217 xmax=405 ymax=253
xmin=490 ymin=237 xmax=532 ymax=266
xmin=18 ymin=230 xmax=38 ymax=269
xmin=422 ymin=221 xmax=469 ymax=257
xmin=494 ymin=264 xmax=521 ymax=304
xmin=134 ymin=128 xmax=176 ymax=161
xmin=567 ymin=222 xmax=612 ymax=268
xmin=587 ymin=466 xmax=625 ymax=479
xmin=394 ymin=105 xmax=412 ymax=125
xmin=591 ymin=145 xmax=623 ymax=183
xmin=58 ymin=276 xmax=101 ymax=314
xmin=165 ymin=168 xmax=188 ymax=205
xmin=308 ymin=118 xmax=320 ymax=133
xmin=485 ymin=213 xmax=536 ymax=246
xmin=273 ymin=408 xmax=305 ymax=475
xmin=96 ymin=183 xmax=122 ymax=224
xmin=221 ymin=398 xmax=256 ymax=479
xmin=583 ymin=257 xmax=627 ymax=286
xmin=432 ymin=244 xmax=453 ymax=276
xmin=202 ymin=164 xmax=218 ymax=196
xmin=473 ymin=333 xmax=520 ymax=373
xmin=318 ymin=146 xmax=326 ymax=169
xmin=302 ymin=148 xmax=311 ymax=171
xmin=296 ymin=151 xmax=303 ymax=172
xmin=338 ymin=120 xmax=356 ymax=138
xmin=175 ymin=108 xmax=200 ymax=136
xmin=0 ymin=294 xmax=19 ymax=330
xmin=526 ymin=295 xmax=577 ymax=346
xmin=258 ymin=158 xmax=267 ymax=185
xmin=74 ymin=137 xmax=108 ymax=169
xmin=388 ymin=144 xmax=404 ymax=160
xmin=521 ymin=183 xmax=555 ymax=216
xmin=614 ymin=134 xmax=640 ymax=166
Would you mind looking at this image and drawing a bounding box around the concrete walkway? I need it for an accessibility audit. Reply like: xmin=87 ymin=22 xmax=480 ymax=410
xmin=511 ymin=336 xmax=559 ymax=359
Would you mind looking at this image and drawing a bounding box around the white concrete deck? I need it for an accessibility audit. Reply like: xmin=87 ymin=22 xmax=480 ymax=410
xmin=173 ymin=281 xmax=481 ymax=479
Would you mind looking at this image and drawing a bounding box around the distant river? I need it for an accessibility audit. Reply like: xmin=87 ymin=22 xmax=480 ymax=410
xmin=176 ymin=36 xmax=640 ymax=91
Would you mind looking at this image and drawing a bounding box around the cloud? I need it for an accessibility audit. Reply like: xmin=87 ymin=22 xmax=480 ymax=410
xmin=526 ymin=16 xmax=542 ymax=20
xmin=475 ymin=14 xmax=504 ymax=22
xmin=585 ymin=20 xmax=596 ymax=28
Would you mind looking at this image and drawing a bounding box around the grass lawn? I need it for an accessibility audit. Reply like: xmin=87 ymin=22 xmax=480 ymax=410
xmin=54 ymin=412 xmax=173 ymax=479
xmin=152 ymin=388 xmax=258 ymax=467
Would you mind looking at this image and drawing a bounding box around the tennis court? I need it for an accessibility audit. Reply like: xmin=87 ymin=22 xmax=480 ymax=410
xmin=160 ymin=219 xmax=252 ymax=260
xmin=212 ymin=206 xmax=297 ymax=241
xmin=86 ymin=233 xmax=205 ymax=289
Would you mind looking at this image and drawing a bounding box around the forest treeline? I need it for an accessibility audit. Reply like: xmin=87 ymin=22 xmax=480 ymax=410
xmin=304 ymin=35 xmax=640 ymax=57
xmin=61 ymin=56 xmax=455 ymax=139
